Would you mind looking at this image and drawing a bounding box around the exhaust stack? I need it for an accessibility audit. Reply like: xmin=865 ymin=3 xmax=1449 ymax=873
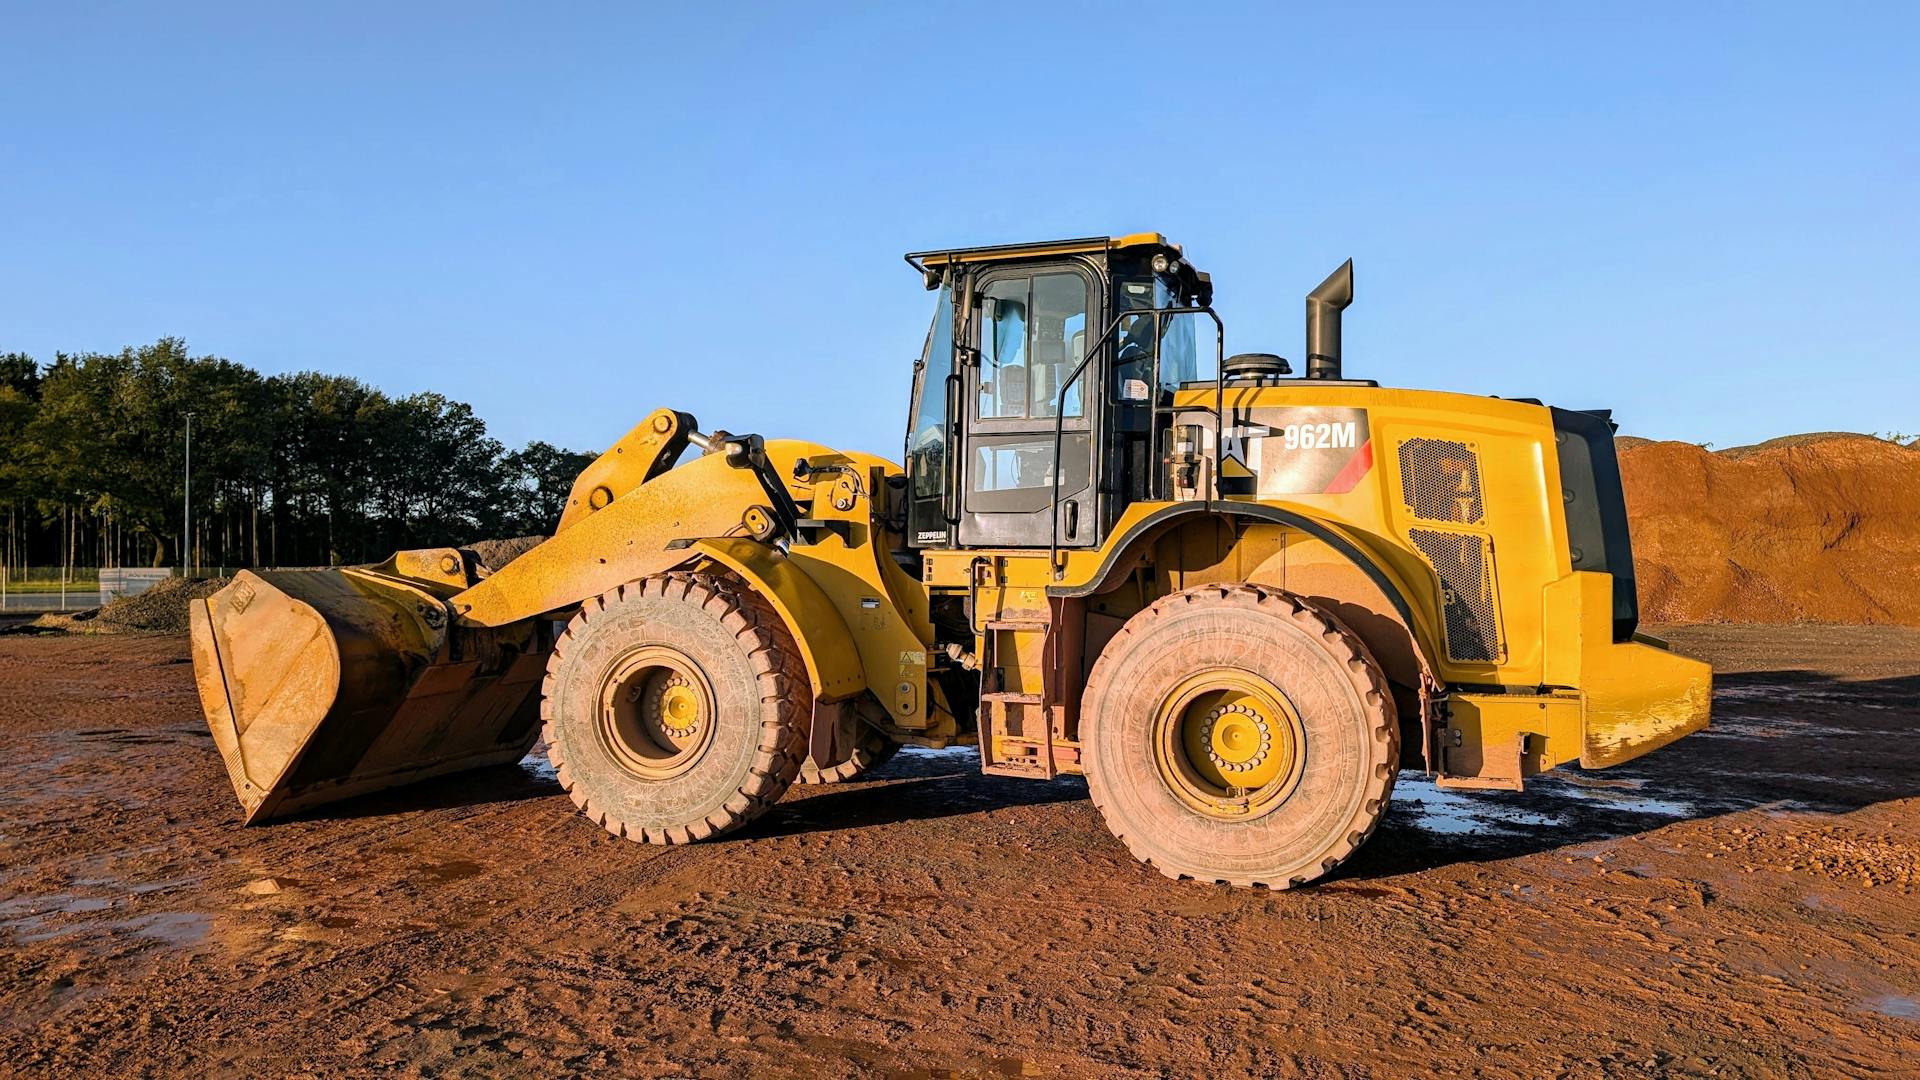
xmin=1305 ymin=259 xmax=1354 ymax=380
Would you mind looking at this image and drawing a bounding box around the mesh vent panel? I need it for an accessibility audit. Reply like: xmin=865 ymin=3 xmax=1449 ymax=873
xmin=1409 ymin=527 xmax=1503 ymax=663
xmin=1399 ymin=438 xmax=1484 ymax=524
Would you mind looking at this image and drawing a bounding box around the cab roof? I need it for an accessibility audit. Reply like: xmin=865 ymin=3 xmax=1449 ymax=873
xmin=903 ymin=232 xmax=1209 ymax=304
xmin=903 ymin=232 xmax=1179 ymax=275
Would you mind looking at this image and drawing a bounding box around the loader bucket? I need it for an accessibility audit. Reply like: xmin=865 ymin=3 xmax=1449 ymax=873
xmin=188 ymin=567 xmax=549 ymax=823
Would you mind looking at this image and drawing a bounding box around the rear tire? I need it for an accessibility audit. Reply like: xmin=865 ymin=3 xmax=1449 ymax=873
xmin=541 ymin=573 xmax=808 ymax=844
xmin=1081 ymin=583 xmax=1397 ymax=888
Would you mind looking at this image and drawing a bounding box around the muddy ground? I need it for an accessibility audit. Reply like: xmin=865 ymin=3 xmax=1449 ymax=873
xmin=1 ymin=625 xmax=1917 ymax=1078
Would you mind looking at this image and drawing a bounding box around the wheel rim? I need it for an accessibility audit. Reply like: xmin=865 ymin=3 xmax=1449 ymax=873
xmin=598 ymin=645 xmax=716 ymax=780
xmin=1151 ymin=667 xmax=1306 ymax=820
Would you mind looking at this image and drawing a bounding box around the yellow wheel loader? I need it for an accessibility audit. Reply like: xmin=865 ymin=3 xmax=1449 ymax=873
xmin=189 ymin=234 xmax=1711 ymax=888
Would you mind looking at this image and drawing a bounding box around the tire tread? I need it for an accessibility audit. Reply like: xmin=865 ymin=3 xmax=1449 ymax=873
xmin=541 ymin=570 xmax=807 ymax=846
xmin=1082 ymin=582 xmax=1399 ymax=889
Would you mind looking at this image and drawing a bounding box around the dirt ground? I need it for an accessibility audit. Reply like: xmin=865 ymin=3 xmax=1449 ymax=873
xmin=2 ymin=625 xmax=1917 ymax=1078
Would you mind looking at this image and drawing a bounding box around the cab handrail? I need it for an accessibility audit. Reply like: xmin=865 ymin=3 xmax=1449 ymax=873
xmin=1048 ymin=305 xmax=1224 ymax=578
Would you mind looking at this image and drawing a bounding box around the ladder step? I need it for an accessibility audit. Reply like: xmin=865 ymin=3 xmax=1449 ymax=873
xmin=982 ymin=759 xmax=1054 ymax=779
xmin=981 ymin=692 xmax=1044 ymax=705
xmin=984 ymin=619 xmax=1051 ymax=631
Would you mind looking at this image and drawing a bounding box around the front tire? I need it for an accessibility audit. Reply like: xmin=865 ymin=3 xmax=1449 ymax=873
xmin=541 ymin=573 xmax=808 ymax=844
xmin=1082 ymin=583 xmax=1397 ymax=888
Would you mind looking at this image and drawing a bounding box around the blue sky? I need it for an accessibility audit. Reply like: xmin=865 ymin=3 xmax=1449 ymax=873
xmin=3 ymin=3 xmax=1914 ymax=456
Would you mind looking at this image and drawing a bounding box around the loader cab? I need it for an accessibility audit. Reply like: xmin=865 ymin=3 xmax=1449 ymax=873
xmin=902 ymin=234 xmax=1214 ymax=551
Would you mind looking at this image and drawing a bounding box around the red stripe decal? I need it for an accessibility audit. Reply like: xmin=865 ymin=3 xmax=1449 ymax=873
xmin=1322 ymin=439 xmax=1374 ymax=494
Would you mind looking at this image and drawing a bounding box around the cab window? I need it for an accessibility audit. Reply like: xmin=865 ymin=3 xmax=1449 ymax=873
xmin=1159 ymin=308 xmax=1200 ymax=388
xmin=907 ymin=284 xmax=954 ymax=498
xmin=1112 ymin=274 xmax=1211 ymax=399
xmin=979 ymin=272 xmax=1086 ymax=419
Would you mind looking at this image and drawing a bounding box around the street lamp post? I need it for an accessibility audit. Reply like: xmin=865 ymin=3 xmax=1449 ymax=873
xmin=183 ymin=412 xmax=195 ymax=578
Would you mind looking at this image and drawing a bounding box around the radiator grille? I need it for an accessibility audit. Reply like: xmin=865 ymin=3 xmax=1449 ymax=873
xmin=1408 ymin=527 xmax=1503 ymax=663
xmin=1399 ymin=438 xmax=1484 ymax=524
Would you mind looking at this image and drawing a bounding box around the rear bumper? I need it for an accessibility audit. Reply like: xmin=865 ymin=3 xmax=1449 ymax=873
xmin=1543 ymin=572 xmax=1711 ymax=768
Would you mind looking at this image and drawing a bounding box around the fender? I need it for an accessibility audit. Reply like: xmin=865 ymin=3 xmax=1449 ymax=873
xmin=1054 ymin=500 xmax=1447 ymax=768
xmin=688 ymin=537 xmax=867 ymax=703
xmin=1052 ymin=501 xmax=1424 ymax=634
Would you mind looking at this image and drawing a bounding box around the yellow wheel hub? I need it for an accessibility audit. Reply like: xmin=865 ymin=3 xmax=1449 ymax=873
xmin=1201 ymin=703 xmax=1275 ymax=773
xmin=649 ymin=676 xmax=703 ymax=739
xmin=599 ymin=647 xmax=715 ymax=780
xmin=1153 ymin=670 xmax=1305 ymax=819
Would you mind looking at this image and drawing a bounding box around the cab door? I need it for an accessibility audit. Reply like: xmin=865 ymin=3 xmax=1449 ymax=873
xmin=905 ymin=283 xmax=957 ymax=547
xmin=958 ymin=265 xmax=1099 ymax=548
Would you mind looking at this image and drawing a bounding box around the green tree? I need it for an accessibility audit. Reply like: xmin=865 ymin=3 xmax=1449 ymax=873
xmin=1 ymin=339 xmax=597 ymax=572
xmin=499 ymin=440 xmax=597 ymax=536
xmin=0 ymin=353 xmax=42 ymax=573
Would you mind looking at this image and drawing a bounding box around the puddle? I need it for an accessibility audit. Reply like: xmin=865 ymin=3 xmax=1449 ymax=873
xmin=1547 ymin=774 xmax=1644 ymax=791
xmin=10 ymin=905 xmax=215 ymax=949
xmin=1698 ymin=713 xmax=1862 ymax=740
xmin=0 ymin=893 xmax=117 ymax=925
xmin=1393 ymin=774 xmax=1562 ymax=835
xmin=1867 ymin=994 xmax=1919 ymax=1020
xmin=1527 ymin=776 xmax=1697 ymax=818
xmin=128 ymin=877 xmax=198 ymax=895
xmin=1391 ymin=768 xmax=1699 ymax=832
xmin=130 ymin=911 xmax=213 ymax=948
xmin=898 ymin=746 xmax=978 ymax=762
xmin=886 ymin=1059 xmax=1039 ymax=1079
xmin=1713 ymin=685 xmax=1893 ymax=708
xmin=417 ymin=861 xmax=482 ymax=883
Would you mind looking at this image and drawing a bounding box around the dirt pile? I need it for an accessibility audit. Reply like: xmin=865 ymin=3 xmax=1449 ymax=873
xmin=462 ymin=535 xmax=546 ymax=575
xmin=1621 ymin=433 xmax=1920 ymax=624
xmin=85 ymin=576 xmax=230 ymax=633
xmin=14 ymin=535 xmax=549 ymax=638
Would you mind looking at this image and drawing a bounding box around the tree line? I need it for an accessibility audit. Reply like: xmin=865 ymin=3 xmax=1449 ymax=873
xmin=0 ymin=338 xmax=594 ymax=576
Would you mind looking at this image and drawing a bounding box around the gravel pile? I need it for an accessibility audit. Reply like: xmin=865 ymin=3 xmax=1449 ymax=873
xmin=22 ymin=536 xmax=550 ymax=637
xmin=462 ymin=535 xmax=547 ymax=576
xmin=88 ymin=576 xmax=231 ymax=634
